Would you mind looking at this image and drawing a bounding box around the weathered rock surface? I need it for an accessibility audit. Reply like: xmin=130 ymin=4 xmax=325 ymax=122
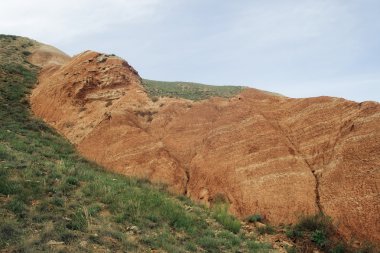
xmin=30 ymin=51 xmax=380 ymax=246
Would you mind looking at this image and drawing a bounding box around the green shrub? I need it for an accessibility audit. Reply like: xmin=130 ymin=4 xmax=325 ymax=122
xmin=311 ymin=229 xmax=328 ymax=248
xmin=330 ymin=243 xmax=347 ymax=253
xmin=288 ymin=214 xmax=338 ymax=251
xmin=88 ymin=204 xmax=102 ymax=216
xmin=66 ymin=209 xmax=87 ymax=231
xmin=184 ymin=242 xmax=197 ymax=251
xmin=7 ymin=198 xmax=26 ymax=217
xmin=60 ymin=177 xmax=80 ymax=195
xmin=51 ymin=197 xmax=65 ymax=207
xmin=65 ymin=176 xmax=79 ymax=186
xmin=168 ymin=211 xmax=194 ymax=231
xmin=247 ymin=241 xmax=272 ymax=252
xmin=197 ymin=235 xmax=220 ymax=253
xmin=246 ymin=213 xmax=262 ymax=223
xmin=295 ymin=213 xmax=332 ymax=234
xmin=0 ymin=179 xmax=20 ymax=195
xmin=22 ymin=51 xmax=31 ymax=56
xmin=285 ymin=227 xmax=303 ymax=239
xmin=212 ymin=204 xmax=241 ymax=234
xmin=217 ymin=231 xmax=241 ymax=247
xmin=257 ymin=225 xmax=275 ymax=235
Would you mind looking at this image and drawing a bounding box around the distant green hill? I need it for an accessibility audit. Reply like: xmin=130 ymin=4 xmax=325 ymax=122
xmin=142 ymin=79 xmax=244 ymax=101
xmin=0 ymin=35 xmax=271 ymax=252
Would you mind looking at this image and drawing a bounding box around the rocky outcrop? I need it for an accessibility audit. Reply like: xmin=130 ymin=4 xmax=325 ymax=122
xmin=30 ymin=51 xmax=380 ymax=247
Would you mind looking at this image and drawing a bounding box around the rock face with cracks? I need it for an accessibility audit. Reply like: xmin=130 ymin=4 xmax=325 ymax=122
xmin=30 ymin=50 xmax=380 ymax=247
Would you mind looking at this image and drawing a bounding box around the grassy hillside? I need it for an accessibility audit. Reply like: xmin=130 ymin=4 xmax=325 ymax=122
xmin=0 ymin=35 xmax=275 ymax=252
xmin=142 ymin=79 xmax=244 ymax=101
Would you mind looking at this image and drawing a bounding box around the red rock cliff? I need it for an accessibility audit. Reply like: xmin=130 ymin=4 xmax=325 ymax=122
xmin=30 ymin=51 xmax=380 ymax=246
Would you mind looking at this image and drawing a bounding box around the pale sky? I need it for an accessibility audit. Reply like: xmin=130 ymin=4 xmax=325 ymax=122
xmin=1 ymin=0 xmax=379 ymax=102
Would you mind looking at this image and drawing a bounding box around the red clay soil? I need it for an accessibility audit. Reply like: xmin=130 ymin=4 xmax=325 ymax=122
xmin=30 ymin=49 xmax=380 ymax=247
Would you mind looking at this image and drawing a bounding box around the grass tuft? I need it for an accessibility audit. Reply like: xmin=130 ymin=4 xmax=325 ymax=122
xmin=246 ymin=213 xmax=263 ymax=223
xmin=67 ymin=208 xmax=88 ymax=231
xmin=212 ymin=203 xmax=241 ymax=234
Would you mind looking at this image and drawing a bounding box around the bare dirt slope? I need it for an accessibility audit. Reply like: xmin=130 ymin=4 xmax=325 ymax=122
xmin=30 ymin=50 xmax=380 ymax=247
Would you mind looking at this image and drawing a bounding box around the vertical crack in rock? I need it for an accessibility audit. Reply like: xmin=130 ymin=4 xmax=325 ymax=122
xmin=280 ymin=124 xmax=324 ymax=213
xmin=257 ymin=111 xmax=324 ymax=213
xmin=305 ymin=159 xmax=323 ymax=213
xmin=184 ymin=168 xmax=190 ymax=196
xmin=314 ymin=173 xmax=322 ymax=213
xmin=275 ymin=112 xmax=361 ymax=215
xmin=259 ymin=112 xmax=323 ymax=213
xmin=281 ymin=126 xmax=324 ymax=213
xmin=161 ymin=147 xmax=189 ymax=195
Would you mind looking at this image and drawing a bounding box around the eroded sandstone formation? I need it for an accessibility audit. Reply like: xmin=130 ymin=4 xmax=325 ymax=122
xmin=30 ymin=50 xmax=380 ymax=246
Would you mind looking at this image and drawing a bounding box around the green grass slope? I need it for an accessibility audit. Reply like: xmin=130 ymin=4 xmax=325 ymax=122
xmin=142 ymin=79 xmax=244 ymax=101
xmin=0 ymin=35 xmax=273 ymax=252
